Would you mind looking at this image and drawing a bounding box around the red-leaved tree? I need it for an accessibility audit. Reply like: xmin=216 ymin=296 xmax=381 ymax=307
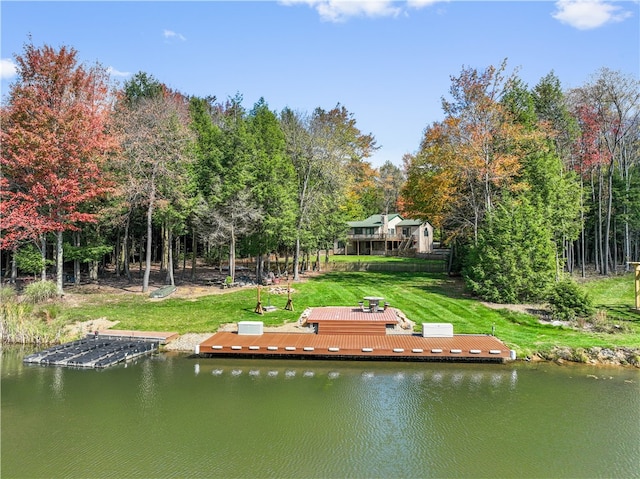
xmin=0 ymin=42 xmax=115 ymax=294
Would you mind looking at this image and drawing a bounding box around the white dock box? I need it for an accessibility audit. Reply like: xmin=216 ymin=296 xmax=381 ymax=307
xmin=422 ymin=323 xmax=454 ymax=338
xmin=238 ymin=321 xmax=264 ymax=335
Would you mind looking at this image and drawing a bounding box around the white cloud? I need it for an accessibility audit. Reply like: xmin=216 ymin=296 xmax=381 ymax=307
xmin=407 ymin=0 xmax=444 ymax=7
xmin=552 ymin=0 xmax=633 ymax=30
xmin=280 ymin=0 xmax=445 ymax=22
xmin=1 ymin=58 xmax=18 ymax=80
xmin=107 ymin=66 xmax=131 ymax=78
xmin=163 ymin=29 xmax=186 ymax=41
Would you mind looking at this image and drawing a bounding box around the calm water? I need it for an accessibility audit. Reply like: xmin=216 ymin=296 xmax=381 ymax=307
xmin=2 ymin=347 xmax=639 ymax=479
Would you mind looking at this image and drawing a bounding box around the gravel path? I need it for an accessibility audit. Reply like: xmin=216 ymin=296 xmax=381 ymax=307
xmin=163 ymin=333 xmax=213 ymax=352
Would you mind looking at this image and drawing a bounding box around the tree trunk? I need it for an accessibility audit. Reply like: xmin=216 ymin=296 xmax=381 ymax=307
xmin=123 ymin=213 xmax=131 ymax=281
xmin=293 ymin=236 xmax=301 ymax=281
xmin=74 ymin=232 xmax=81 ymax=284
xmin=40 ymin=235 xmax=47 ymax=281
xmin=580 ymin=176 xmax=586 ymax=278
xmin=604 ymin=161 xmax=614 ymax=275
xmin=11 ymin=246 xmax=17 ymax=284
xmin=191 ymin=227 xmax=197 ymax=281
xmin=166 ymin=229 xmax=175 ymax=286
xmin=275 ymin=251 xmax=281 ymax=276
xmin=115 ymin=227 xmax=121 ymax=277
xmin=284 ymin=250 xmax=290 ymax=278
xmin=142 ymin=183 xmax=156 ymax=293
xmin=597 ymin=166 xmax=605 ymax=274
xmin=56 ymin=231 xmax=64 ymax=296
xmin=229 ymin=224 xmax=236 ymax=283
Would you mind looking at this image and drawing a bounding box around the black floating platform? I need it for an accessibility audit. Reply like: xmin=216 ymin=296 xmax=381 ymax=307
xmin=23 ymin=337 xmax=159 ymax=369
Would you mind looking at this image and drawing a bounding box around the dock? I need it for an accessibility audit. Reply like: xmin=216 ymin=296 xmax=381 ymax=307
xmin=23 ymin=330 xmax=178 ymax=369
xmin=197 ymin=307 xmax=514 ymax=363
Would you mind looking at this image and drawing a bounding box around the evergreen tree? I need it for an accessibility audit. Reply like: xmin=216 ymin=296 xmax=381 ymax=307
xmin=463 ymin=196 xmax=556 ymax=303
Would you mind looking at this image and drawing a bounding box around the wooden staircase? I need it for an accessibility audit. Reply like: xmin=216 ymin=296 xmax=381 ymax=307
xmin=317 ymin=321 xmax=387 ymax=335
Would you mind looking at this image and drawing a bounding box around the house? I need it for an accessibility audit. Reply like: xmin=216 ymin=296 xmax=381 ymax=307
xmin=336 ymin=214 xmax=434 ymax=256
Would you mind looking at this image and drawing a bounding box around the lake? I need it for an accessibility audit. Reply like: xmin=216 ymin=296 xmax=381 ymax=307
xmin=2 ymin=347 xmax=639 ymax=478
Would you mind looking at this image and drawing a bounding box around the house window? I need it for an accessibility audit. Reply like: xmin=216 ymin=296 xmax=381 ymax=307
xmin=388 ymin=228 xmax=395 ymax=235
xmin=365 ymin=227 xmax=375 ymax=235
xmin=402 ymin=227 xmax=411 ymax=236
xmin=424 ymin=228 xmax=429 ymax=236
xmin=354 ymin=227 xmax=362 ymax=235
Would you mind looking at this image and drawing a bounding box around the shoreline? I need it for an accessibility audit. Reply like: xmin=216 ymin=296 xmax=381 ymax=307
xmin=159 ymin=330 xmax=640 ymax=369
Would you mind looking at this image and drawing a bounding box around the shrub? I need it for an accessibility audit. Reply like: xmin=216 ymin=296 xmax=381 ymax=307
xmin=548 ymin=279 xmax=594 ymax=321
xmin=0 ymin=285 xmax=18 ymax=304
xmin=15 ymin=244 xmax=54 ymax=276
xmin=24 ymin=280 xmax=58 ymax=304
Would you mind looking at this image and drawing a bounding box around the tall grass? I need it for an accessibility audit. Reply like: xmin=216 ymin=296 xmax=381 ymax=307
xmin=24 ymin=280 xmax=57 ymax=303
xmin=0 ymin=284 xmax=68 ymax=345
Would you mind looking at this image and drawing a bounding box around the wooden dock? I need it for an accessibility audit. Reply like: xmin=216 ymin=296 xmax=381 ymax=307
xmin=197 ymin=332 xmax=511 ymax=362
xmin=94 ymin=330 xmax=179 ymax=343
xmin=197 ymin=306 xmax=513 ymax=363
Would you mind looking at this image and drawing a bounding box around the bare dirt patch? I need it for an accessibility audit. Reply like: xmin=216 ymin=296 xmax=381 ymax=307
xmin=64 ymin=317 xmax=119 ymax=337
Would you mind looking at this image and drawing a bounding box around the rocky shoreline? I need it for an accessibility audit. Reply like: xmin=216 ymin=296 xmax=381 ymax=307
xmin=534 ymin=346 xmax=640 ymax=368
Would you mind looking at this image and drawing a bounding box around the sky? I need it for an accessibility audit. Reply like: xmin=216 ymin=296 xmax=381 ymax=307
xmin=1 ymin=0 xmax=638 ymax=167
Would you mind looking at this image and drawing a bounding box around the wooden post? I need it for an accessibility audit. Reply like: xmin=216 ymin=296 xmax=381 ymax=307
xmin=255 ymin=285 xmax=264 ymax=315
xmin=284 ymin=282 xmax=294 ymax=311
xmin=630 ymin=262 xmax=640 ymax=311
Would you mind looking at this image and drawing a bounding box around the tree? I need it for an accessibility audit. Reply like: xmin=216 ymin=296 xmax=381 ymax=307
xmin=402 ymin=61 xmax=528 ymax=245
xmin=246 ymin=99 xmax=297 ymax=280
xmin=281 ymin=105 xmax=377 ymax=280
xmin=441 ymin=60 xmax=524 ymax=236
xmin=502 ymin=77 xmax=581 ymax=278
xmin=378 ymin=160 xmax=405 ymax=214
xmin=0 ymin=42 xmax=115 ymax=295
xmin=114 ymin=76 xmax=194 ymax=292
xmin=569 ymin=69 xmax=640 ymax=274
xmin=463 ymin=196 xmax=556 ymax=303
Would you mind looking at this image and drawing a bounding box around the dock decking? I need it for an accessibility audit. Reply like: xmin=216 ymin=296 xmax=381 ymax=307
xmin=197 ymin=331 xmax=512 ymax=362
xmin=198 ymin=306 xmax=513 ymax=363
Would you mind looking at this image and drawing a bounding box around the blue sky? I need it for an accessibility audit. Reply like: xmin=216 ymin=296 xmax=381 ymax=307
xmin=1 ymin=1 xmax=638 ymax=167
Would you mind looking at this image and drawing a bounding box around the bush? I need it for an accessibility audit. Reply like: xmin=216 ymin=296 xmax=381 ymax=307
xmin=0 ymin=285 xmax=18 ymax=304
xmin=24 ymin=280 xmax=58 ymax=303
xmin=15 ymin=244 xmax=54 ymax=276
xmin=548 ymin=279 xmax=594 ymax=321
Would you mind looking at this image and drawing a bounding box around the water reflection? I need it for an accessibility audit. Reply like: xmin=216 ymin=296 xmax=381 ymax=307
xmin=51 ymin=367 xmax=64 ymax=400
xmin=194 ymin=362 xmax=521 ymax=390
xmin=137 ymin=359 xmax=156 ymax=411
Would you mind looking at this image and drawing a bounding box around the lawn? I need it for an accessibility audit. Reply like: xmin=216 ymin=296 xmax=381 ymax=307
xmin=61 ymin=270 xmax=640 ymax=358
xmin=327 ymin=255 xmax=439 ymax=263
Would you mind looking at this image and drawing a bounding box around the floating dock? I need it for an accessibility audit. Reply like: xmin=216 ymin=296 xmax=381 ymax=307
xmin=197 ymin=307 xmax=514 ymax=363
xmin=23 ymin=330 xmax=178 ymax=369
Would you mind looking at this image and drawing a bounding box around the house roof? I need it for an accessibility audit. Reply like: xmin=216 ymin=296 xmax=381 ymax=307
xmin=347 ymin=213 xmax=401 ymax=228
xmin=396 ymin=219 xmax=424 ymax=226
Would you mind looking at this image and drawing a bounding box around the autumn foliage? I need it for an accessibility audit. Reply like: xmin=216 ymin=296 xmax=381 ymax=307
xmin=1 ymin=43 xmax=115 ymax=250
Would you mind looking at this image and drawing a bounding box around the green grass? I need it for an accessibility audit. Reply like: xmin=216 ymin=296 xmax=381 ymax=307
xmin=327 ymin=255 xmax=439 ymax=263
xmin=580 ymin=273 xmax=640 ymax=321
xmin=61 ymin=270 xmax=640 ymax=358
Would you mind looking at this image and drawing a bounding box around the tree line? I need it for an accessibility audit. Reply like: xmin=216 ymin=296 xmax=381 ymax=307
xmin=400 ymin=60 xmax=639 ymax=302
xmin=2 ymin=43 xmax=638 ymax=303
xmin=1 ymin=42 xmax=403 ymax=294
